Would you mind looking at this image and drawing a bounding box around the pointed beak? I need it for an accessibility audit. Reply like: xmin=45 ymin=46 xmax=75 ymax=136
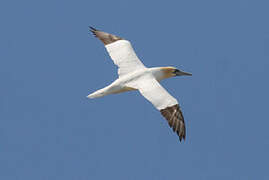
xmin=176 ymin=71 xmax=192 ymax=76
xmin=181 ymin=71 xmax=192 ymax=76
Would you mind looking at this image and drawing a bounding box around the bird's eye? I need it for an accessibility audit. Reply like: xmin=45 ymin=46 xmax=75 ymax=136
xmin=174 ymin=69 xmax=180 ymax=73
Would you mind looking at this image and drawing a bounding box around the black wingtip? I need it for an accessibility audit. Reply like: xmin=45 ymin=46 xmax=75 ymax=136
xmin=178 ymin=133 xmax=185 ymax=142
xmin=89 ymin=26 xmax=98 ymax=31
xmin=88 ymin=26 xmax=98 ymax=37
xmin=181 ymin=135 xmax=186 ymax=142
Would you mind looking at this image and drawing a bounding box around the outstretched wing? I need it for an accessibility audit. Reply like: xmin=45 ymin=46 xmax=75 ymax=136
xmin=89 ymin=27 xmax=146 ymax=77
xmin=127 ymin=75 xmax=186 ymax=141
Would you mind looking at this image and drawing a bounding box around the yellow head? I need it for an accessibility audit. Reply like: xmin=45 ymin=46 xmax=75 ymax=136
xmin=161 ymin=66 xmax=192 ymax=79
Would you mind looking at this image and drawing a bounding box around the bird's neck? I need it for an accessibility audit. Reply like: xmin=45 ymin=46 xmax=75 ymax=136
xmin=149 ymin=67 xmax=172 ymax=81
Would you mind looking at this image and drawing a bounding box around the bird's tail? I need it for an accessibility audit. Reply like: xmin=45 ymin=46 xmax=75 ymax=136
xmin=87 ymin=85 xmax=111 ymax=99
xmin=87 ymin=89 xmax=106 ymax=99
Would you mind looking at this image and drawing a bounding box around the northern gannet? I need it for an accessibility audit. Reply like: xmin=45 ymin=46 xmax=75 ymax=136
xmin=87 ymin=27 xmax=192 ymax=141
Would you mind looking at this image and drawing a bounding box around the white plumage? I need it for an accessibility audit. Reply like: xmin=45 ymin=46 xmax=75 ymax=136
xmin=87 ymin=27 xmax=192 ymax=141
xmin=106 ymin=40 xmax=146 ymax=77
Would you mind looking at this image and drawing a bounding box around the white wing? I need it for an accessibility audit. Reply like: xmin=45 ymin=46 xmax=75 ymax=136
xmin=105 ymin=40 xmax=146 ymax=76
xmin=127 ymin=75 xmax=186 ymax=141
xmin=89 ymin=27 xmax=146 ymax=77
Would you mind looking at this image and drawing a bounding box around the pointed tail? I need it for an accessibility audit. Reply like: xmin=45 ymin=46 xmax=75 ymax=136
xmin=87 ymin=86 xmax=110 ymax=99
xmin=87 ymin=90 xmax=105 ymax=98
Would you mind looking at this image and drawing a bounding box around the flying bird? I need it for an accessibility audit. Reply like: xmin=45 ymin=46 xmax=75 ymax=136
xmin=87 ymin=27 xmax=192 ymax=141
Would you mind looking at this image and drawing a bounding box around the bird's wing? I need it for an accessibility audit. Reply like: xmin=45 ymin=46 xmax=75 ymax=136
xmin=89 ymin=27 xmax=146 ymax=77
xmin=127 ymin=75 xmax=186 ymax=141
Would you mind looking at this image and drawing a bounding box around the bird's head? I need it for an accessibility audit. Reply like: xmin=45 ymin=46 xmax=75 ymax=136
xmin=161 ymin=67 xmax=192 ymax=79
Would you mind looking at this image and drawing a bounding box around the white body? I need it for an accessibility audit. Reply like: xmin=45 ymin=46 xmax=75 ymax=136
xmin=87 ymin=40 xmax=178 ymax=110
xmin=87 ymin=67 xmax=177 ymax=110
xmin=88 ymin=68 xmax=161 ymax=95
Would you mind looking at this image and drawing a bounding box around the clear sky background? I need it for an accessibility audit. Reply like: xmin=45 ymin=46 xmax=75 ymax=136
xmin=1 ymin=0 xmax=269 ymax=179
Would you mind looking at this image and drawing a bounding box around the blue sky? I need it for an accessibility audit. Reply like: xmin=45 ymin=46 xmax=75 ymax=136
xmin=1 ymin=0 xmax=269 ymax=179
